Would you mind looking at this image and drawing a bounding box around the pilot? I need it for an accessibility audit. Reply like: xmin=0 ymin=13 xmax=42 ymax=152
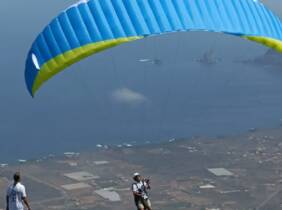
xmin=132 ymin=172 xmax=152 ymax=210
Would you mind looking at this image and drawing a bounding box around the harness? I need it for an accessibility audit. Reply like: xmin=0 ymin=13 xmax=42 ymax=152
xmin=132 ymin=181 xmax=149 ymax=200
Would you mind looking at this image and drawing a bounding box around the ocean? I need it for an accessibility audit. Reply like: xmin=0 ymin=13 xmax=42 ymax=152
xmin=1 ymin=32 xmax=282 ymax=163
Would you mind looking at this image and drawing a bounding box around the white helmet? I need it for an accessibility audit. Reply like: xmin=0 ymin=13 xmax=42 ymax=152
xmin=133 ymin=172 xmax=140 ymax=178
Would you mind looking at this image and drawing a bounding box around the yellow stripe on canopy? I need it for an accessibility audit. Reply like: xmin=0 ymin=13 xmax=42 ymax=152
xmin=32 ymin=36 xmax=143 ymax=96
xmin=245 ymin=36 xmax=282 ymax=53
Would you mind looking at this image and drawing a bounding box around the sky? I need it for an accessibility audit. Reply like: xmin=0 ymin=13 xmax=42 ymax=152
xmin=0 ymin=0 xmax=282 ymax=162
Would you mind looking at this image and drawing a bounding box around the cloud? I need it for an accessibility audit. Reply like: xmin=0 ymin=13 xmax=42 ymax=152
xmin=111 ymin=88 xmax=148 ymax=105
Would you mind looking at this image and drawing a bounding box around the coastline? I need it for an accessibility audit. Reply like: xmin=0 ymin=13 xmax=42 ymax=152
xmin=1 ymin=126 xmax=282 ymax=209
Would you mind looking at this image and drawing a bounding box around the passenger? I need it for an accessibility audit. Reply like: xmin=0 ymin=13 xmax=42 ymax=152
xmin=131 ymin=172 xmax=152 ymax=210
xmin=6 ymin=172 xmax=31 ymax=210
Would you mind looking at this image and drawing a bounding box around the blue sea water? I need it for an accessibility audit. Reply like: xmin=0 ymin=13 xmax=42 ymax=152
xmin=1 ymin=31 xmax=282 ymax=163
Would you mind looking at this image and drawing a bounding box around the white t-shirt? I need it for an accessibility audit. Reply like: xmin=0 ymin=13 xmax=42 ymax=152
xmin=6 ymin=183 xmax=27 ymax=210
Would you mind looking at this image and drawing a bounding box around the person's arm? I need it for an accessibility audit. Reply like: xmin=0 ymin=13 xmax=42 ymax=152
xmin=21 ymin=186 xmax=31 ymax=210
xmin=133 ymin=191 xmax=142 ymax=196
xmin=23 ymin=197 xmax=31 ymax=210
xmin=132 ymin=184 xmax=142 ymax=197
xmin=144 ymin=179 xmax=151 ymax=190
xmin=6 ymin=195 xmax=9 ymax=210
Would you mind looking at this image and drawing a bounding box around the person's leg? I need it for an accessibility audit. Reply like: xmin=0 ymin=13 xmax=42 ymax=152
xmin=144 ymin=199 xmax=152 ymax=210
xmin=137 ymin=200 xmax=145 ymax=210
